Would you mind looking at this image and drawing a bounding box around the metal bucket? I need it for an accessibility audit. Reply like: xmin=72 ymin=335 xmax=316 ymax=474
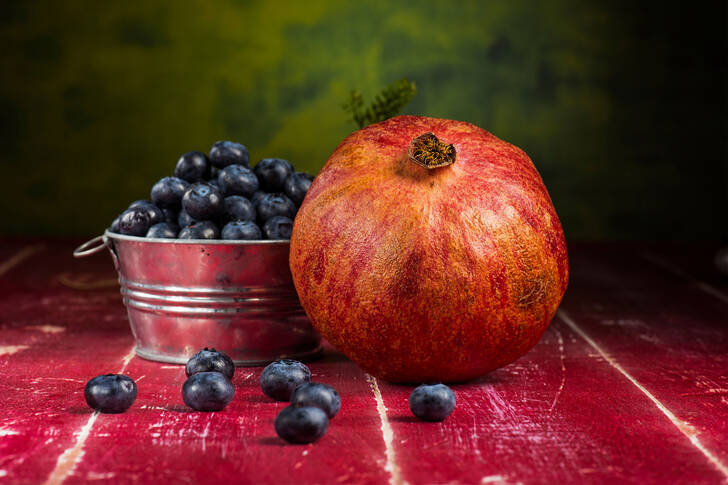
xmin=74 ymin=231 xmax=322 ymax=366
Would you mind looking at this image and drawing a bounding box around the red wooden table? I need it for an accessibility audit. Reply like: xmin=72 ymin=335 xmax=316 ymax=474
xmin=1 ymin=240 xmax=727 ymax=485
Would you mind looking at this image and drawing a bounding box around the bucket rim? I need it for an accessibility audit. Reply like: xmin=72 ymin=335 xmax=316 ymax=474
xmin=104 ymin=229 xmax=291 ymax=246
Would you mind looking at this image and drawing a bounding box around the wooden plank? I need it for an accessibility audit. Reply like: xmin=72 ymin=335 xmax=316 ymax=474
xmin=376 ymin=317 xmax=726 ymax=485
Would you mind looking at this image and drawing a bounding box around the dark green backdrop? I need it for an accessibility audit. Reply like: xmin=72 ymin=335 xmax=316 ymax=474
xmin=2 ymin=1 xmax=725 ymax=239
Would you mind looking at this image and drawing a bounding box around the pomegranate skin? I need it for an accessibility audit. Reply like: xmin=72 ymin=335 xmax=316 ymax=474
xmin=290 ymin=116 xmax=568 ymax=383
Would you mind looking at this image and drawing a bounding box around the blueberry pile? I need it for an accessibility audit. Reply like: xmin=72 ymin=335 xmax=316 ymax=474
xmin=109 ymin=141 xmax=314 ymax=240
xmin=182 ymin=348 xmax=235 ymax=411
xmin=260 ymin=359 xmax=341 ymax=444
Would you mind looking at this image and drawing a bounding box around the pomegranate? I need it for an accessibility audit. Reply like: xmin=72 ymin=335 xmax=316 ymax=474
xmin=290 ymin=116 xmax=568 ymax=383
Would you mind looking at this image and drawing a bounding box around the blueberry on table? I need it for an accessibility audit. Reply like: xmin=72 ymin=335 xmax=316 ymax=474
xmin=290 ymin=382 xmax=341 ymax=419
xmin=262 ymin=216 xmax=293 ymax=240
xmin=178 ymin=221 xmax=219 ymax=239
xmin=84 ymin=374 xmax=137 ymax=413
xmin=218 ymin=165 xmax=259 ymax=198
xmin=221 ymin=220 xmax=262 ymax=240
xmin=210 ymin=141 xmax=250 ymax=169
xmin=181 ymin=182 xmax=224 ymax=220
xmin=118 ymin=208 xmax=153 ymax=236
xmin=182 ymin=372 xmax=234 ymax=412
xmin=283 ymin=172 xmax=314 ymax=206
xmin=177 ymin=209 xmax=197 ymax=228
xmin=260 ymin=359 xmax=311 ymax=401
xmin=254 ymin=158 xmax=294 ymax=192
xmin=146 ymin=222 xmax=179 ymax=239
xmin=224 ymin=195 xmax=256 ymax=223
xmin=256 ymin=193 xmax=297 ymax=224
xmin=174 ymin=151 xmax=211 ymax=183
xmin=151 ymin=176 xmax=189 ymax=209
xmin=275 ymin=405 xmax=329 ymax=444
xmin=186 ymin=347 xmax=235 ymax=379
xmin=409 ymin=383 xmax=456 ymax=422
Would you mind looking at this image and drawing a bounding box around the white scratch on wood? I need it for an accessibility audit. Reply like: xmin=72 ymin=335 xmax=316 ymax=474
xmin=366 ymin=374 xmax=406 ymax=485
xmin=643 ymin=252 xmax=728 ymax=304
xmin=559 ymin=309 xmax=728 ymax=480
xmin=43 ymin=345 xmax=137 ymax=485
xmin=0 ymin=345 xmax=29 ymax=357
xmin=0 ymin=244 xmax=44 ymax=278
xmin=549 ymin=327 xmax=566 ymax=413
xmin=201 ymin=420 xmax=210 ymax=452
xmin=27 ymin=325 xmax=66 ymax=334
xmin=0 ymin=470 xmax=7 ymax=477
xmin=0 ymin=427 xmax=19 ymax=436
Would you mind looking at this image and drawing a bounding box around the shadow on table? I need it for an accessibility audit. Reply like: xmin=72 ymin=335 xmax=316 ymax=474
xmin=257 ymin=436 xmax=286 ymax=447
xmin=67 ymin=406 xmax=94 ymax=415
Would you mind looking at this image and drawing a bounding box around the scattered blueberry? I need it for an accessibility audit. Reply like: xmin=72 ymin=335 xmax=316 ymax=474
xmin=275 ymin=405 xmax=329 ymax=444
xmin=290 ymin=382 xmax=341 ymax=419
xmin=118 ymin=208 xmax=153 ymax=236
xmin=408 ymin=384 xmax=456 ymax=422
xmin=178 ymin=221 xmax=219 ymax=239
xmin=254 ymin=158 xmax=294 ymax=192
xmin=256 ymin=193 xmax=296 ymax=224
xmin=182 ymin=182 xmax=224 ymax=220
xmin=109 ymin=215 xmax=121 ymax=233
xmin=146 ymin=222 xmax=179 ymax=238
xmin=177 ymin=209 xmax=197 ymax=228
xmin=224 ymin=195 xmax=256 ymax=222
xmin=218 ymin=165 xmax=259 ymax=198
xmin=262 ymin=216 xmax=293 ymax=240
xmin=182 ymin=371 xmax=234 ymax=412
xmin=186 ymin=347 xmax=235 ymax=379
xmin=84 ymin=374 xmax=137 ymax=413
xmin=210 ymin=141 xmax=250 ymax=168
xmin=283 ymin=172 xmax=314 ymax=206
xmin=260 ymin=359 xmax=311 ymax=401
xmin=151 ymin=176 xmax=189 ymax=209
xmin=174 ymin=151 xmax=211 ymax=183
xmin=221 ymin=220 xmax=262 ymax=240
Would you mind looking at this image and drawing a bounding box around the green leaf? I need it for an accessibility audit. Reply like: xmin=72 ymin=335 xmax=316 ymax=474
xmin=343 ymin=78 xmax=417 ymax=129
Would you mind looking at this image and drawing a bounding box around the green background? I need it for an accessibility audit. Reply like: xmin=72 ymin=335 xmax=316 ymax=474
xmin=1 ymin=1 xmax=725 ymax=240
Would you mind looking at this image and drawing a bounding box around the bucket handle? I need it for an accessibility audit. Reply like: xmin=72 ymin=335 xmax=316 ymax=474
xmin=73 ymin=235 xmax=109 ymax=258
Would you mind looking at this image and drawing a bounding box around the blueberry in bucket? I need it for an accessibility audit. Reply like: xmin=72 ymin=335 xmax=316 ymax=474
xmin=178 ymin=221 xmax=219 ymax=239
xmin=256 ymin=193 xmax=296 ymax=224
xmin=221 ymin=220 xmax=262 ymax=240
xmin=84 ymin=374 xmax=137 ymax=413
xmin=210 ymin=141 xmax=249 ymax=169
xmin=218 ymin=165 xmax=259 ymax=198
xmin=182 ymin=182 xmax=224 ymax=220
xmin=151 ymin=176 xmax=189 ymax=209
xmin=174 ymin=151 xmax=211 ymax=183
xmin=186 ymin=347 xmax=235 ymax=379
xmin=283 ymin=172 xmax=314 ymax=206
xmin=223 ymin=195 xmax=256 ymax=223
xmin=254 ymin=158 xmax=294 ymax=192
xmin=146 ymin=222 xmax=179 ymax=238
xmin=262 ymin=216 xmax=293 ymax=240
xmin=118 ymin=208 xmax=153 ymax=236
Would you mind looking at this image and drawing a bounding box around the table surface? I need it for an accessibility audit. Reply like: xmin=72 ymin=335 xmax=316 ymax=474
xmin=1 ymin=240 xmax=728 ymax=485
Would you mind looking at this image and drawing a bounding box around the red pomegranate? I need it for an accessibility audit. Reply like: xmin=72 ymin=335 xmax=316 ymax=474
xmin=290 ymin=116 xmax=568 ymax=383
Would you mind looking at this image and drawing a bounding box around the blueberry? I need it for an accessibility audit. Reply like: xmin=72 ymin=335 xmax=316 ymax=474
xmin=218 ymin=165 xmax=259 ymax=198
xmin=210 ymin=141 xmax=250 ymax=169
xmin=224 ymin=195 xmax=256 ymax=222
xmin=146 ymin=222 xmax=179 ymax=238
xmin=182 ymin=372 xmax=234 ymax=412
xmin=409 ymin=384 xmax=456 ymax=422
xmin=221 ymin=221 xmax=262 ymax=240
xmin=186 ymin=347 xmax=235 ymax=379
xmin=177 ymin=209 xmax=197 ymax=228
xmin=109 ymin=215 xmax=121 ymax=233
xmin=118 ymin=208 xmax=153 ymax=236
xmin=161 ymin=207 xmax=178 ymax=224
xmin=132 ymin=202 xmax=165 ymax=226
xmin=290 ymin=382 xmax=341 ymax=419
xmin=151 ymin=176 xmax=189 ymax=209
xmin=178 ymin=221 xmax=219 ymax=239
xmin=210 ymin=167 xmax=220 ymax=181
xmin=256 ymin=193 xmax=296 ymax=224
xmin=128 ymin=199 xmax=152 ymax=209
xmin=174 ymin=151 xmax=211 ymax=183
xmin=260 ymin=359 xmax=311 ymax=401
xmin=275 ymin=406 xmax=329 ymax=444
xmin=262 ymin=216 xmax=293 ymax=240
xmin=182 ymin=182 xmax=224 ymax=220
xmin=283 ymin=172 xmax=314 ymax=206
xmin=84 ymin=374 xmax=137 ymax=413
xmin=254 ymin=158 xmax=294 ymax=192
xmin=250 ymin=191 xmax=266 ymax=206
